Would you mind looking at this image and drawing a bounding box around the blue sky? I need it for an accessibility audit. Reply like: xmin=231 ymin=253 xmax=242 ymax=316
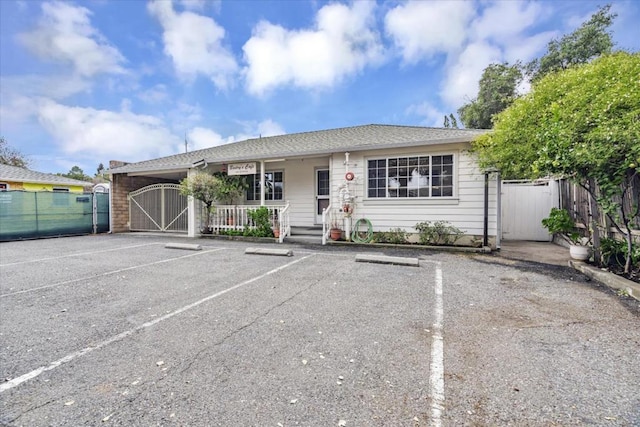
xmin=1 ymin=0 xmax=638 ymax=175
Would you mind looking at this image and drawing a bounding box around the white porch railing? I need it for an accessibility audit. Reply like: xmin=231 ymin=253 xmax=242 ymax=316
xmin=202 ymin=203 xmax=290 ymax=242
xmin=278 ymin=202 xmax=291 ymax=243
xmin=321 ymin=202 xmax=333 ymax=245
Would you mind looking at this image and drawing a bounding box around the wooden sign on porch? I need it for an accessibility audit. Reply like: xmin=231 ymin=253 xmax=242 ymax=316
xmin=228 ymin=162 xmax=257 ymax=175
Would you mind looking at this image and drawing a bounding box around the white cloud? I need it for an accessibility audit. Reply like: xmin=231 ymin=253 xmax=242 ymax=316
xmin=187 ymin=119 xmax=285 ymax=151
xmin=18 ymin=1 xmax=126 ymax=77
xmin=243 ymin=2 xmax=384 ymax=95
xmin=0 ymin=74 xmax=91 ymax=101
xmin=385 ymin=1 xmax=475 ymax=64
xmin=472 ymin=1 xmax=541 ymax=43
xmin=255 ymin=119 xmax=285 ymax=138
xmin=187 ymin=127 xmax=234 ymax=151
xmin=179 ymin=0 xmax=205 ymax=11
xmin=36 ymin=99 xmax=180 ymax=162
xmin=503 ymin=30 xmax=556 ymax=65
xmin=471 ymin=1 xmax=553 ymax=64
xmin=148 ymin=0 xmax=238 ymax=89
xmin=439 ymin=42 xmax=502 ymax=108
xmin=406 ymin=102 xmax=447 ymax=128
xmin=387 ymin=1 xmax=552 ymax=111
xmin=137 ymin=84 xmax=169 ymax=104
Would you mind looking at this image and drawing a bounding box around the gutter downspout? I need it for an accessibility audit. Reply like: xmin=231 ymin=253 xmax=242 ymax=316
xmin=483 ymin=172 xmax=489 ymax=247
xmin=496 ymin=172 xmax=501 ymax=249
xmin=260 ymin=161 xmax=266 ymax=206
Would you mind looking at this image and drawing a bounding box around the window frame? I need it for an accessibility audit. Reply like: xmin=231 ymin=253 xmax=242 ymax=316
xmin=365 ymin=153 xmax=456 ymax=200
xmin=245 ymin=170 xmax=284 ymax=202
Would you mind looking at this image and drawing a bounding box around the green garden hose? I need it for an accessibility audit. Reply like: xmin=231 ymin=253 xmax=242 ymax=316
xmin=351 ymin=218 xmax=374 ymax=243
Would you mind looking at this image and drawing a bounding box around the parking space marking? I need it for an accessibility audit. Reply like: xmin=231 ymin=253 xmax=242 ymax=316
xmin=0 ymin=253 xmax=315 ymax=393
xmin=0 ymin=248 xmax=226 ymax=298
xmin=0 ymin=242 xmax=164 ymax=267
xmin=429 ymin=262 xmax=445 ymax=427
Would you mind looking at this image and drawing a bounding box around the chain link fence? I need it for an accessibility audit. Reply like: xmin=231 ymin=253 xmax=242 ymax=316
xmin=0 ymin=191 xmax=109 ymax=241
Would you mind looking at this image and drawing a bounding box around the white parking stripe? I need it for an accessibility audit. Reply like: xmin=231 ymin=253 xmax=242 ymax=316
xmin=0 ymin=242 xmax=163 ymax=267
xmin=429 ymin=263 xmax=445 ymax=427
xmin=0 ymin=248 xmax=225 ymax=298
xmin=0 ymin=254 xmax=314 ymax=393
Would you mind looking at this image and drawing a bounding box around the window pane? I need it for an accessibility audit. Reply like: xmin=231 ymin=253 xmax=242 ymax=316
xmin=366 ymin=154 xmax=454 ymax=199
xmin=317 ymin=170 xmax=329 ymax=196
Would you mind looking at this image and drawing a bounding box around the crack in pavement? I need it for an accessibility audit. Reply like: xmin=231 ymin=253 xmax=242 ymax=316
xmin=178 ymin=278 xmax=323 ymax=375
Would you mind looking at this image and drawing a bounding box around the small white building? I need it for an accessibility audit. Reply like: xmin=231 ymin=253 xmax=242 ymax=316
xmin=108 ymin=124 xmax=498 ymax=247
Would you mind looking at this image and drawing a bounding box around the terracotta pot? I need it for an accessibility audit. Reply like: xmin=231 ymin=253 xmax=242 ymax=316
xmin=273 ymin=229 xmax=280 ymax=238
xmin=330 ymin=228 xmax=342 ymax=240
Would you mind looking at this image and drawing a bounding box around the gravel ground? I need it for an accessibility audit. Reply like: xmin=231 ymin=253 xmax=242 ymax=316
xmin=0 ymin=234 xmax=638 ymax=426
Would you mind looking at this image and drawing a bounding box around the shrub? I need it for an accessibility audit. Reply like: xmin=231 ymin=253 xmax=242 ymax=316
xmin=373 ymin=228 xmax=408 ymax=244
xmin=244 ymin=206 xmax=274 ymax=238
xmin=415 ymin=221 xmax=464 ymax=245
xmin=601 ymin=237 xmax=640 ymax=268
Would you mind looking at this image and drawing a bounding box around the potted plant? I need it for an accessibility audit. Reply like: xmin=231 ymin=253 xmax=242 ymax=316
xmin=272 ymin=219 xmax=280 ymax=239
xmin=329 ymin=213 xmax=343 ymax=241
xmin=541 ymin=208 xmax=591 ymax=261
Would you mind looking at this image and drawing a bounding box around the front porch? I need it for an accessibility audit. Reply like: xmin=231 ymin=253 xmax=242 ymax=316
xmin=200 ymin=203 xmax=292 ymax=243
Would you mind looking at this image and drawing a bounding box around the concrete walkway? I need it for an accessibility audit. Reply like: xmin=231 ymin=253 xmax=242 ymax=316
xmin=498 ymin=240 xmax=570 ymax=266
xmin=499 ymin=240 xmax=640 ymax=301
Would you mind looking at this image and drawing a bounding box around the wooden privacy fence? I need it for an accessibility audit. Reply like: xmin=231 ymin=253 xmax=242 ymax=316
xmin=558 ymin=175 xmax=639 ymax=243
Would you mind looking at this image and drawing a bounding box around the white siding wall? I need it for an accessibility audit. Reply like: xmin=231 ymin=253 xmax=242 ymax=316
xmin=279 ymin=157 xmax=330 ymax=226
xmin=328 ymin=144 xmax=498 ymax=238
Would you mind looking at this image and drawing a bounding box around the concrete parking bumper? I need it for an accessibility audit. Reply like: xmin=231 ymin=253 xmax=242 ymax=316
xmin=355 ymin=253 xmax=420 ymax=267
xmin=245 ymin=247 xmax=293 ymax=257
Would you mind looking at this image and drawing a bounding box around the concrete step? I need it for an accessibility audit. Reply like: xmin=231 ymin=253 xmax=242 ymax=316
xmin=283 ymin=234 xmax=322 ymax=245
xmin=290 ymin=226 xmax=323 ymax=236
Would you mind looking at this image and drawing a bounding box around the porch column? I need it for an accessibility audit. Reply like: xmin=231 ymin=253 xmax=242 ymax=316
xmin=187 ymin=168 xmax=196 ymax=238
xmin=260 ymin=160 xmax=266 ymax=206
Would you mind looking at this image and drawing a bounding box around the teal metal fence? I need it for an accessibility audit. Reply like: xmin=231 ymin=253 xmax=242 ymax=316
xmin=0 ymin=191 xmax=109 ymax=241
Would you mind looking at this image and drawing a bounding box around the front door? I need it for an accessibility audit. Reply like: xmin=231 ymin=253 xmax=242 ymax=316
xmin=315 ymin=169 xmax=330 ymax=224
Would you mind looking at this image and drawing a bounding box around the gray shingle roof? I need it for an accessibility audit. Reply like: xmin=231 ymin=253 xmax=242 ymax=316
xmin=0 ymin=164 xmax=93 ymax=187
xmin=109 ymin=124 xmax=487 ymax=175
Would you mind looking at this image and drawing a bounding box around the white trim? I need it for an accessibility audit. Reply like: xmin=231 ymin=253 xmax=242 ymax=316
xmin=362 ymin=198 xmax=459 ymax=206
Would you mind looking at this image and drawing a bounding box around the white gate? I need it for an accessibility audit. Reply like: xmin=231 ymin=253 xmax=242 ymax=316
xmin=501 ymin=180 xmax=558 ymax=241
xmin=129 ymin=184 xmax=188 ymax=232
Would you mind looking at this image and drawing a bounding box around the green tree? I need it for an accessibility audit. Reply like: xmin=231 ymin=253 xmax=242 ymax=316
xmin=458 ymin=5 xmax=616 ymax=130
xmin=0 ymin=137 xmax=30 ymax=168
xmin=60 ymin=166 xmax=92 ymax=181
xmin=179 ymin=172 xmax=222 ymax=233
xmin=457 ymin=63 xmax=522 ymax=129
xmin=472 ymin=52 xmax=640 ymax=275
xmin=527 ymin=5 xmax=616 ymax=82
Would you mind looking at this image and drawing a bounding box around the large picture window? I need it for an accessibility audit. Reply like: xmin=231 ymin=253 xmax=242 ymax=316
xmin=245 ymin=171 xmax=284 ymax=201
xmin=367 ymin=154 xmax=454 ymax=198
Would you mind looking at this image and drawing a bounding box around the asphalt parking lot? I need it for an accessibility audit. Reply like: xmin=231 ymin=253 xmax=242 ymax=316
xmin=0 ymin=234 xmax=638 ymax=426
